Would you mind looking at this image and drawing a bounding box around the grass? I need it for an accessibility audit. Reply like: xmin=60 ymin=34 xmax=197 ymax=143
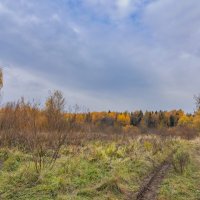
xmin=158 ymin=139 xmax=200 ymax=200
xmin=0 ymin=136 xmax=195 ymax=200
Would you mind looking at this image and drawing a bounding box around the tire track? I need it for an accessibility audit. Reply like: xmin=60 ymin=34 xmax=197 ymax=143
xmin=134 ymin=151 xmax=176 ymax=200
xmin=136 ymin=161 xmax=171 ymax=200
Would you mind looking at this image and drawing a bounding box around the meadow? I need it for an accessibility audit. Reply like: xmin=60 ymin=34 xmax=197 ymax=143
xmin=0 ymin=136 xmax=199 ymax=200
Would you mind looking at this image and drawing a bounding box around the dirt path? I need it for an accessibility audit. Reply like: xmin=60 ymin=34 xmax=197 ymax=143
xmin=125 ymin=152 xmax=175 ymax=200
xmin=136 ymin=160 xmax=171 ymax=200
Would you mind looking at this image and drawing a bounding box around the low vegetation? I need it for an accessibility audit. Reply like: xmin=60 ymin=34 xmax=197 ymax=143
xmin=0 ymin=136 xmax=182 ymax=199
xmin=159 ymin=139 xmax=200 ymax=200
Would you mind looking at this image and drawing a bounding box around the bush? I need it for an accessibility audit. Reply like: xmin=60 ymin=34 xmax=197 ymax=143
xmin=172 ymin=150 xmax=190 ymax=174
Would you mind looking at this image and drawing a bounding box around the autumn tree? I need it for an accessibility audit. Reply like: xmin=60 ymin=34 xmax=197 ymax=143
xmin=143 ymin=112 xmax=157 ymax=128
xmin=130 ymin=110 xmax=143 ymax=126
xmin=45 ymin=90 xmax=66 ymax=131
xmin=117 ymin=112 xmax=130 ymax=126
xmin=178 ymin=114 xmax=193 ymax=127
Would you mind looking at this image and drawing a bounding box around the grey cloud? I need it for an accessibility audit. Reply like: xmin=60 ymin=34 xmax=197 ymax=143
xmin=0 ymin=0 xmax=199 ymax=112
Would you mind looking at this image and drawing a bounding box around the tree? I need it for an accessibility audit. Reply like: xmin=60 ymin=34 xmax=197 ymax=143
xmin=158 ymin=111 xmax=168 ymax=127
xmin=117 ymin=113 xmax=130 ymax=126
xmin=178 ymin=114 xmax=193 ymax=127
xmin=130 ymin=110 xmax=143 ymax=126
xmin=45 ymin=90 xmax=66 ymax=131
xmin=194 ymin=94 xmax=200 ymax=111
xmin=0 ymin=69 xmax=3 ymax=89
xmin=32 ymin=90 xmax=69 ymax=172
xmin=143 ymin=111 xmax=157 ymax=128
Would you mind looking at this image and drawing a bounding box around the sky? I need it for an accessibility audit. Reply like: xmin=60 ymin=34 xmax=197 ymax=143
xmin=0 ymin=0 xmax=200 ymax=112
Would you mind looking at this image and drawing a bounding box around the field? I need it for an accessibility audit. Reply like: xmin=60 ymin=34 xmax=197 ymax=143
xmin=0 ymin=135 xmax=199 ymax=200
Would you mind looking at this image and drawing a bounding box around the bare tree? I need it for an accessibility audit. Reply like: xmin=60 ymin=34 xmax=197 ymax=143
xmin=0 ymin=68 xmax=3 ymax=89
xmin=194 ymin=94 xmax=200 ymax=111
xmin=0 ymin=90 xmax=72 ymax=174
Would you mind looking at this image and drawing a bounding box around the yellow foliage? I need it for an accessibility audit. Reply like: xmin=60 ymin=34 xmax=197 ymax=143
xmin=108 ymin=112 xmax=117 ymax=120
xmin=91 ymin=112 xmax=106 ymax=123
xmin=75 ymin=114 xmax=85 ymax=124
xmin=178 ymin=115 xmax=193 ymax=127
xmin=117 ymin=114 xmax=130 ymax=126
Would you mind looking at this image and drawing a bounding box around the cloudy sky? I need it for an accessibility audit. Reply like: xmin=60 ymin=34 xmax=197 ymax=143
xmin=0 ymin=0 xmax=199 ymax=112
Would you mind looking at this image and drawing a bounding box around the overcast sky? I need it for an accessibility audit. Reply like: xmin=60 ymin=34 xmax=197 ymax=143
xmin=0 ymin=0 xmax=200 ymax=112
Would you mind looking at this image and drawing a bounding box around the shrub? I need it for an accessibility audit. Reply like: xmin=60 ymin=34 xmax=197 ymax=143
xmin=172 ymin=150 xmax=190 ymax=174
